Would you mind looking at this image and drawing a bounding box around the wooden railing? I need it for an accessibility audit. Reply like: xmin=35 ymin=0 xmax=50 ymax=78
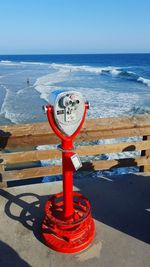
xmin=0 ymin=114 xmax=150 ymax=188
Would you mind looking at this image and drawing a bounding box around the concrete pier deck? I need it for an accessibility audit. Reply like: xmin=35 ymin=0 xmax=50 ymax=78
xmin=0 ymin=173 xmax=150 ymax=267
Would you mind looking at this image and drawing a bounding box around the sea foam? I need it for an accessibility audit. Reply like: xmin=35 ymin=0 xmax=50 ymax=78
xmin=51 ymin=63 xmax=122 ymax=75
xmin=137 ymin=76 xmax=150 ymax=87
xmin=0 ymin=60 xmax=19 ymax=66
xmin=34 ymin=63 xmax=140 ymax=118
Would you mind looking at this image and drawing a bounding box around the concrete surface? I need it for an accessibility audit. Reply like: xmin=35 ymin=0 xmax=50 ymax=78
xmin=0 ymin=173 xmax=150 ymax=267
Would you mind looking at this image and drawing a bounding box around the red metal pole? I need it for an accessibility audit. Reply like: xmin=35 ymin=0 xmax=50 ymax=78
xmin=62 ymin=139 xmax=74 ymax=219
xmin=42 ymin=101 xmax=95 ymax=253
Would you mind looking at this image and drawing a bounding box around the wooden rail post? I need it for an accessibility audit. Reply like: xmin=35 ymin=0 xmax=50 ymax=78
xmin=0 ymin=163 xmax=6 ymax=188
xmin=140 ymin=136 xmax=150 ymax=172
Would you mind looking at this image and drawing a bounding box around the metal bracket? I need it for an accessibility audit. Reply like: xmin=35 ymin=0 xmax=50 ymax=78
xmin=57 ymin=145 xmax=76 ymax=153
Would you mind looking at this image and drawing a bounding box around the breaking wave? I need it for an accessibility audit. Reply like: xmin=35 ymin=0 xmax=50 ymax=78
xmin=128 ymin=105 xmax=150 ymax=115
xmin=137 ymin=76 xmax=150 ymax=87
xmin=0 ymin=60 xmax=20 ymax=66
xmin=49 ymin=63 xmax=150 ymax=87
xmin=1 ymin=60 xmax=150 ymax=87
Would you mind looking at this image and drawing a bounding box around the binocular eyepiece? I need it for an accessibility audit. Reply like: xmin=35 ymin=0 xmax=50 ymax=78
xmin=59 ymin=96 xmax=80 ymax=108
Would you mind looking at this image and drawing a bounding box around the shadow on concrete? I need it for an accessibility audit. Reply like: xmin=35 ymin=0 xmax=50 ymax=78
xmin=0 ymin=173 xmax=150 ymax=247
xmin=0 ymin=189 xmax=50 ymax=244
xmin=76 ymin=173 xmax=150 ymax=244
xmin=0 ymin=240 xmax=31 ymax=267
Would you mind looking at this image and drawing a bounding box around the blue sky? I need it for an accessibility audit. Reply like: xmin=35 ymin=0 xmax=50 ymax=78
xmin=0 ymin=0 xmax=150 ymax=54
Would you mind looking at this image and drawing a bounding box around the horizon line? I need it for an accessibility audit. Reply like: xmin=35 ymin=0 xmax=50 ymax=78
xmin=0 ymin=52 xmax=150 ymax=56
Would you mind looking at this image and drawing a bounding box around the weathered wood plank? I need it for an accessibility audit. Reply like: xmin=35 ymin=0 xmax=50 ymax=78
xmin=1 ymin=114 xmax=150 ymax=136
xmin=2 ymin=165 xmax=62 ymax=181
xmin=0 ymin=126 xmax=150 ymax=149
xmin=1 ymin=156 xmax=150 ymax=182
xmin=0 ymin=149 xmax=61 ymax=164
xmin=1 ymin=140 xmax=150 ymax=165
xmin=79 ymin=127 xmax=150 ymax=142
xmin=1 ymin=114 xmax=150 ymax=148
xmin=0 ymin=140 xmax=150 ymax=164
xmin=87 ymin=156 xmax=150 ymax=171
xmin=78 ymin=140 xmax=150 ymax=156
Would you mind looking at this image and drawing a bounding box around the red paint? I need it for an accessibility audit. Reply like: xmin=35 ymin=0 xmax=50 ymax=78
xmin=41 ymin=102 xmax=95 ymax=253
xmin=62 ymin=148 xmax=74 ymax=218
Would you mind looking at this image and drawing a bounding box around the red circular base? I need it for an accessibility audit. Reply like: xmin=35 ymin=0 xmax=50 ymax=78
xmin=41 ymin=192 xmax=95 ymax=253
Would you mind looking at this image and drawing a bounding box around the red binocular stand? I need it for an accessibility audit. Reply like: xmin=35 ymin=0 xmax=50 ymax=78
xmin=41 ymin=103 xmax=95 ymax=253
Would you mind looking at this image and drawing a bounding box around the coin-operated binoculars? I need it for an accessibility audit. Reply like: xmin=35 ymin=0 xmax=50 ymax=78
xmin=41 ymin=90 xmax=95 ymax=253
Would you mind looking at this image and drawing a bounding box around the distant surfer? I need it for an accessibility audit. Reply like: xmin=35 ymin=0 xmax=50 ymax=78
xmin=27 ymin=78 xmax=30 ymax=85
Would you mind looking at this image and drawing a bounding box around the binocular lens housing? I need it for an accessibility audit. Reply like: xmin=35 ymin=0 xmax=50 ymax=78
xmin=59 ymin=96 xmax=80 ymax=108
xmin=48 ymin=90 xmax=86 ymax=136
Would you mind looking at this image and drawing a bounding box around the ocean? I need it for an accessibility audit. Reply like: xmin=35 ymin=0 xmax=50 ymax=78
xmin=0 ymin=54 xmax=150 ymax=178
xmin=0 ymin=54 xmax=150 ymax=126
